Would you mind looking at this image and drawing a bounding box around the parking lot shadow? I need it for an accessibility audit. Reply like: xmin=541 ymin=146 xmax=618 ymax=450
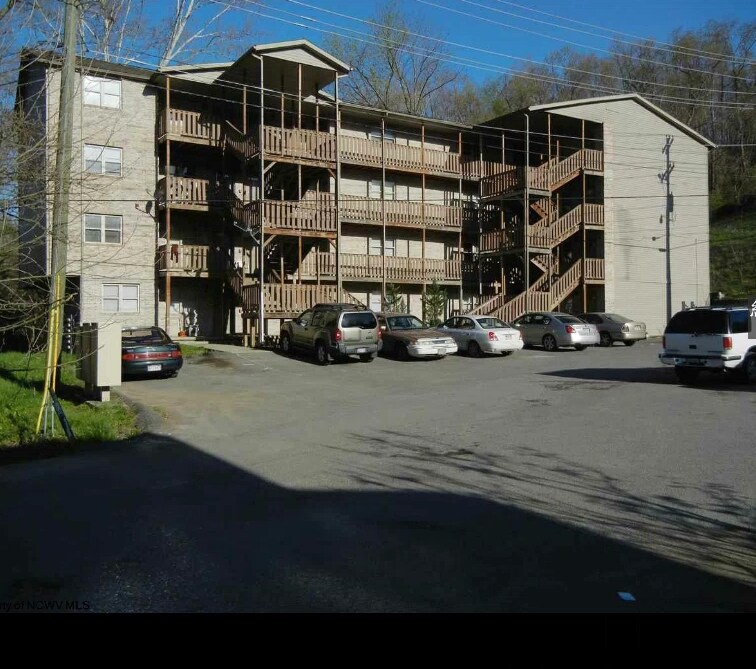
xmin=0 ymin=432 xmax=753 ymax=612
xmin=540 ymin=367 xmax=755 ymax=391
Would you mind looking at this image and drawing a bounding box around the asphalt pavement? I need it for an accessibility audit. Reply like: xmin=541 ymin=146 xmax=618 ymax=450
xmin=0 ymin=340 xmax=753 ymax=612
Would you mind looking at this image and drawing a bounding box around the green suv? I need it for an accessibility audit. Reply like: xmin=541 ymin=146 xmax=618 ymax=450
xmin=279 ymin=303 xmax=380 ymax=365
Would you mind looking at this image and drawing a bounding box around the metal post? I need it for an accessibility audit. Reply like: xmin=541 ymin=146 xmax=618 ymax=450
xmin=524 ymin=113 xmax=530 ymax=312
xmin=335 ymin=73 xmax=342 ymax=297
xmin=256 ymin=55 xmax=265 ymax=345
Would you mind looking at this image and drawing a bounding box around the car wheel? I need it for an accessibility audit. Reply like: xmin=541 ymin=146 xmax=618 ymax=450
xmin=359 ymin=353 xmax=376 ymax=363
xmin=574 ymin=344 xmax=587 ymax=351
xmin=280 ymin=333 xmax=292 ymax=355
xmin=599 ymin=331 xmax=613 ymax=347
xmin=623 ymin=340 xmax=636 ymax=347
xmin=314 ymin=340 xmax=330 ymax=366
xmin=542 ymin=334 xmax=558 ymax=352
xmin=468 ymin=341 xmax=482 ymax=358
xmin=741 ymin=355 xmax=756 ymax=384
xmin=675 ymin=366 xmax=700 ymax=384
xmin=396 ymin=343 xmax=410 ymax=361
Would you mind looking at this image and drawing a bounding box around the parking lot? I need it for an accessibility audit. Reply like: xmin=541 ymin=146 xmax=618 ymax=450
xmin=1 ymin=339 xmax=753 ymax=611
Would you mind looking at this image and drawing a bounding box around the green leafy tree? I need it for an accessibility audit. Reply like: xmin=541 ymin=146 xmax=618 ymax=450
xmin=383 ymin=283 xmax=406 ymax=313
xmin=422 ymin=281 xmax=446 ymax=326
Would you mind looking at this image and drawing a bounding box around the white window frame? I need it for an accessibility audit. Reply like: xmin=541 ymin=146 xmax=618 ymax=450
xmin=84 ymin=213 xmax=122 ymax=244
xmin=85 ymin=144 xmax=122 ymax=176
xmin=102 ymin=283 xmax=139 ymax=313
xmin=83 ymin=75 xmax=122 ymax=109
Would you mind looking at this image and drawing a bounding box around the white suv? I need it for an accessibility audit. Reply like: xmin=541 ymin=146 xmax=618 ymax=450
xmin=659 ymin=306 xmax=756 ymax=384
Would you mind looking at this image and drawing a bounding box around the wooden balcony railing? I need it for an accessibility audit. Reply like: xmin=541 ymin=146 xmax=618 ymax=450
xmin=263 ymin=125 xmax=337 ymax=164
xmin=299 ymin=252 xmax=461 ymax=282
xmin=241 ymin=283 xmax=363 ymax=315
xmin=461 ymin=159 xmax=507 ymax=180
xmin=159 ymin=109 xmax=222 ymax=145
xmin=481 ymin=149 xmax=605 ymax=198
xmin=158 ymin=176 xmax=216 ymax=209
xmin=585 ymin=258 xmax=605 ymax=281
xmin=158 ymin=244 xmax=211 ymax=273
xmin=339 ymin=195 xmax=464 ymax=229
xmin=479 ymin=228 xmax=522 ymax=253
xmin=584 ymin=203 xmax=605 ymax=226
xmin=338 ymin=135 xmax=460 ymax=176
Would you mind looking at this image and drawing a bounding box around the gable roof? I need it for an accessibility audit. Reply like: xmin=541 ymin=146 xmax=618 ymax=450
xmin=528 ymin=94 xmax=715 ymax=147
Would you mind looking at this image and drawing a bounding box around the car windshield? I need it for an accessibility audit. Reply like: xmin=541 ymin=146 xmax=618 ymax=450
xmin=122 ymin=328 xmax=169 ymax=344
xmin=341 ymin=312 xmax=377 ymax=329
xmin=666 ymin=310 xmax=728 ymax=334
xmin=556 ymin=315 xmax=582 ymax=324
xmin=387 ymin=315 xmax=426 ymax=330
xmin=476 ymin=317 xmax=509 ymax=329
xmin=604 ymin=314 xmax=632 ymax=323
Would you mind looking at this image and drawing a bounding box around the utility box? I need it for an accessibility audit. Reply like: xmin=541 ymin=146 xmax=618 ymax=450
xmin=76 ymin=322 xmax=122 ymax=401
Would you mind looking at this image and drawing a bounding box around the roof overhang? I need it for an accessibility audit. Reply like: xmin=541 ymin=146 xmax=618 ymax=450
xmin=528 ymin=94 xmax=716 ymax=148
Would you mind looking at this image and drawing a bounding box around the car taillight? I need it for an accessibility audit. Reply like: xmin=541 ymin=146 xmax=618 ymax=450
xmin=565 ymin=325 xmax=576 ymax=334
xmin=334 ymin=328 xmax=342 ymax=342
xmin=488 ymin=331 xmax=498 ymax=341
xmin=723 ymin=336 xmax=732 ymax=350
xmin=171 ymin=349 xmax=182 ymax=358
xmin=377 ymin=327 xmax=382 ymax=339
xmin=122 ymin=352 xmax=136 ymax=361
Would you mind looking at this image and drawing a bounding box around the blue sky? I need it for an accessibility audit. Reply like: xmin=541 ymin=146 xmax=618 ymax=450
xmin=231 ymin=0 xmax=754 ymax=83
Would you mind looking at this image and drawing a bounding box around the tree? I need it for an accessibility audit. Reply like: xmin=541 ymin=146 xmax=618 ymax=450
xmin=382 ymin=283 xmax=406 ymax=313
xmin=325 ymin=0 xmax=459 ymax=116
xmin=422 ymin=281 xmax=446 ymax=326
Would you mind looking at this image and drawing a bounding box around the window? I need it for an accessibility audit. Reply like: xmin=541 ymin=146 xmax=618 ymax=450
xmin=311 ymin=312 xmax=326 ymax=327
xmin=368 ymin=179 xmax=395 ymax=200
xmin=84 ymin=214 xmax=122 ymax=244
xmin=729 ymin=310 xmax=749 ymax=334
xmin=83 ymin=75 xmax=121 ymax=109
xmin=666 ymin=310 xmax=727 ymax=334
xmin=341 ymin=312 xmax=378 ymax=329
xmin=102 ymin=283 xmax=139 ymax=313
xmin=368 ymin=129 xmax=395 ymax=143
xmin=85 ymin=144 xmax=122 ymax=176
xmin=368 ymin=293 xmax=382 ymax=312
xmin=368 ymin=237 xmax=396 ymax=256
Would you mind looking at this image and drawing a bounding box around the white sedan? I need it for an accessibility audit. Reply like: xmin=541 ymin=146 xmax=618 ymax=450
xmin=438 ymin=315 xmax=524 ymax=357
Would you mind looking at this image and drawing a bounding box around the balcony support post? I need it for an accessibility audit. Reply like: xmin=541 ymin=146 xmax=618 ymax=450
xmin=256 ymin=55 xmax=266 ymax=346
xmin=582 ymin=168 xmax=587 ymax=312
xmin=334 ymin=72 xmax=342 ymax=297
xmin=164 ymin=76 xmax=172 ymax=334
xmin=524 ymin=113 xmax=530 ymax=312
xmin=381 ymin=115 xmax=386 ymax=301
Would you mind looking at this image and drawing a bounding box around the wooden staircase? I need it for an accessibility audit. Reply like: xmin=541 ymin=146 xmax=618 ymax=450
xmin=471 ymin=259 xmax=584 ymax=323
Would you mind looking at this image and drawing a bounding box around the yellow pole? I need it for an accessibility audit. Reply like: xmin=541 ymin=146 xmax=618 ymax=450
xmin=35 ymin=274 xmax=64 ymax=434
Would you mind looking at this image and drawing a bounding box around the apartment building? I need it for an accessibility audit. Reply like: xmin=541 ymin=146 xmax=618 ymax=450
xmin=16 ymin=40 xmax=712 ymax=340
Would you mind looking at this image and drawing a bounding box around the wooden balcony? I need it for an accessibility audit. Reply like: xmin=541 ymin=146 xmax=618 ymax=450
xmin=461 ymin=159 xmax=507 ymax=180
xmin=158 ymin=244 xmax=210 ymax=275
xmin=585 ymin=258 xmax=605 ymax=282
xmin=299 ymin=252 xmax=461 ymax=283
xmin=479 ymin=228 xmax=522 ymax=253
xmin=262 ymin=125 xmax=337 ymax=166
xmin=240 ymin=283 xmax=363 ymax=317
xmin=340 ymin=195 xmax=465 ymax=230
xmin=230 ymin=195 xmax=338 ymax=236
xmin=157 ymin=177 xmax=218 ymax=211
xmin=158 ymin=109 xmax=222 ymax=146
xmin=339 ymin=134 xmax=461 ymax=177
xmin=481 ymin=149 xmax=604 ymax=198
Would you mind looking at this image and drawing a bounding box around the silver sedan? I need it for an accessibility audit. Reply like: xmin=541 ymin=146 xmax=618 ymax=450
xmin=511 ymin=312 xmax=599 ymax=351
xmin=577 ymin=312 xmax=647 ymax=347
xmin=438 ymin=315 xmax=524 ymax=357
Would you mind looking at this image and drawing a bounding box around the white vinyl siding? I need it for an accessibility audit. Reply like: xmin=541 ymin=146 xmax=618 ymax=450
xmin=102 ymin=283 xmax=139 ymax=313
xmin=83 ymin=75 xmax=121 ymax=109
xmin=84 ymin=214 xmax=122 ymax=244
xmin=85 ymin=144 xmax=122 ymax=176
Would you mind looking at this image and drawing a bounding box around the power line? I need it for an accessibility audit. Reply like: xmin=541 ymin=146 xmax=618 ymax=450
xmin=488 ymin=0 xmax=756 ymax=65
xmin=282 ymin=0 xmax=755 ymax=98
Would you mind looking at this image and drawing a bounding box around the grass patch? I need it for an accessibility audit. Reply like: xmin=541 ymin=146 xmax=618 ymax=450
xmin=710 ymin=209 xmax=756 ymax=298
xmin=0 ymin=351 xmax=139 ymax=449
xmin=179 ymin=344 xmax=210 ymax=359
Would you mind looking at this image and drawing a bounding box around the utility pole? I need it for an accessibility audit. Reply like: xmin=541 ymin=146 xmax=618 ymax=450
xmin=49 ymin=0 xmax=79 ymax=365
xmin=660 ymin=135 xmax=675 ymax=324
xmin=36 ymin=0 xmax=79 ymax=435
